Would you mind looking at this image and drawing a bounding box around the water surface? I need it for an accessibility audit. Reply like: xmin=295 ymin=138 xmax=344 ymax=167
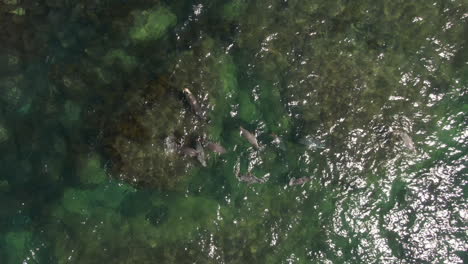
xmin=0 ymin=0 xmax=466 ymax=263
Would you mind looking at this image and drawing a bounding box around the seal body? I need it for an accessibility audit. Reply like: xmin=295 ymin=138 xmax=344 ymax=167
xmin=240 ymin=127 xmax=260 ymax=149
xmin=183 ymin=88 xmax=203 ymax=118
xmin=206 ymin=142 xmax=227 ymax=154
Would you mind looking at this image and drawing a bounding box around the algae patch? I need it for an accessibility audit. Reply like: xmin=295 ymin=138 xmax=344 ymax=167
xmin=77 ymin=153 xmax=107 ymax=185
xmin=0 ymin=122 xmax=9 ymax=144
xmin=129 ymin=7 xmax=177 ymax=42
xmin=104 ymin=49 xmax=138 ymax=72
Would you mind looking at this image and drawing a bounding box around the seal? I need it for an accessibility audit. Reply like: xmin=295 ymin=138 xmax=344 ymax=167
xmin=289 ymin=177 xmax=311 ymax=186
xmin=195 ymin=141 xmax=207 ymax=167
xmin=240 ymin=126 xmax=260 ymax=149
xmin=206 ymin=142 xmax=227 ymax=154
xmin=183 ymin=88 xmax=203 ymax=118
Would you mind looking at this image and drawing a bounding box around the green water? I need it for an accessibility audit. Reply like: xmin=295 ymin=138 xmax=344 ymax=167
xmin=0 ymin=0 xmax=467 ymax=263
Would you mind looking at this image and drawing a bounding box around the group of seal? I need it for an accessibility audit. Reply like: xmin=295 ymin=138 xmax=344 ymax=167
xmin=177 ymin=88 xmax=418 ymax=187
xmin=178 ymin=88 xmax=297 ymax=185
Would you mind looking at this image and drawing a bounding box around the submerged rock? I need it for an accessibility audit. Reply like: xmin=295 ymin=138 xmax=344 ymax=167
xmin=100 ymin=75 xmax=205 ymax=190
xmin=237 ymin=172 xmax=269 ymax=184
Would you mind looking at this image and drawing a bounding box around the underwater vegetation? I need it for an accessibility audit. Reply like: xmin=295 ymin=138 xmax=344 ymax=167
xmin=0 ymin=0 xmax=466 ymax=263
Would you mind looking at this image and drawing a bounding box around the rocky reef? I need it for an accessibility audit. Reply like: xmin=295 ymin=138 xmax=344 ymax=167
xmin=100 ymin=75 xmax=195 ymax=190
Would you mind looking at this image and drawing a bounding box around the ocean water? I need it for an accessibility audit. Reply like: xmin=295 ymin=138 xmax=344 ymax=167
xmin=0 ymin=0 xmax=466 ymax=263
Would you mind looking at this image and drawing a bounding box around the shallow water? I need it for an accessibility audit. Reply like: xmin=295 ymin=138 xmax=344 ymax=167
xmin=0 ymin=0 xmax=467 ymax=263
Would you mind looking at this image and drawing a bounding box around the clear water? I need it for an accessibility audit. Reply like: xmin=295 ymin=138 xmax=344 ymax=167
xmin=0 ymin=0 xmax=466 ymax=263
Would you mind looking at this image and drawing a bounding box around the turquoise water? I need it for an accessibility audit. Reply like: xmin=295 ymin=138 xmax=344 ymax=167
xmin=0 ymin=0 xmax=467 ymax=263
